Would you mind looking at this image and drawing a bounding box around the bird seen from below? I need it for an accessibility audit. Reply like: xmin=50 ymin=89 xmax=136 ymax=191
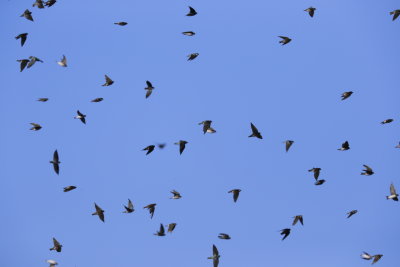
xmin=49 ymin=238 xmax=62 ymax=252
xmin=207 ymin=244 xmax=220 ymax=267
xmin=218 ymin=233 xmax=231 ymax=240
xmin=102 ymin=75 xmax=114 ymax=86
xmin=228 ymin=189 xmax=241 ymax=203
xmin=21 ymin=9 xmax=34 ymax=21
xmin=280 ymin=228 xmax=291 ymax=240
xmin=338 ymin=141 xmax=350 ymax=151
xmin=27 ymin=56 xmax=43 ymax=68
xmin=285 ymin=140 xmax=294 ymax=152
xmin=278 ymin=36 xmax=292 ymax=45
xmin=123 ymin=199 xmax=134 ymax=213
xmin=199 ymin=120 xmax=216 ymax=134
xmin=170 ymin=190 xmax=182 ymax=199
xmin=182 ymin=31 xmax=195 ymax=36
xmin=143 ymin=203 xmax=156 ymax=219
xmin=361 ymin=165 xmax=374 ymax=176
xmin=50 ymin=150 xmax=60 ymax=175
xmin=15 ymin=33 xmax=28 ymax=47
xmin=74 ymin=110 xmax=86 ymax=124
xmin=91 ymin=97 xmax=103 ymax=103
xmin=167 ymin=223 xmax=177 ymax=233
xmin=30 ymin=122 xmax=42 ymax=131
xmin=63 ymin=186 xmax=76 ymax=192
xmin=308 ymin=167 xmax=321 ymax=180
xmin=249 ymin=123 xmax=262 ymax=139
xmin=386 ymin=183 xmax=398 ymax=201
xmin=390 ymin=10 xmax=400 ymax=21
xmin=341 ymin=91 xmax=353 ymax=100
xmin=37 ymin=98 xmax=48 ymax=102
xmin=187 ymin=53 xmax=199 ymax=61
xmin=114 ymin=22 xmax=128 ymax=26
xmin=381 ymin=119 xmax=393 ymax=124
xmin=315 ymin=179 xmax=326 ymax=185
xmin=154 ymin=224 xmax=165 ymax=236
xmin=347 ymin=210 xmax=358 ymax=218
xmin=304 ymin=7 xmax=316 ymax=17
xmin=186 ymin=6 xmax=197 ymax=16
xmin=144 ymin=80 xmax=154 ymax=98
xmin=174 ymin=140 xmax=188 ymax=154
xmin=142 ymin=145 xmax=155 ymax=155
xmin=57 ymin=55 xmax=67 ymax=67
xmin=292 ymin=215 xmax=303 ymax=226
xmin=92 ymin=203 xmax=105 ymax=222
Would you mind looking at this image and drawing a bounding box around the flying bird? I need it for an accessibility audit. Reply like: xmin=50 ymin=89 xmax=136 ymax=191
xmin=182 ymin=31 xmax=195 ymax=36
xmin=167 ymin=223 xmax=177 ymax=233
xmin=218 ymin=233 xmax=231 ymax=240
xmin=49 ymin=238 xmax=62 ymax=252
xmin=15 ymin=33 xmax=28 ymax=47
xmin=249 ymin=123 xmax=262 ymax=139
xmin=390 ymin=10 xmax=400 ymax=21
xmin=170 ymin=190 xmax=182 ymax=199
xmin=37 ymin=98 xmax=49 ymax=102
xmin=228 ymin=189 xmax=241 ymax=203
xmin=21 ymin=9 xmax=34 ymax=21
xmin=361 ymin=252 xmax=373 ymax=260
xmin=158 ymin=143 xmax=166 ymax=149
xmin=372 ymin=254 xmax=383 ymax=265
xmin=361 ymin=165 xmax=374 ymax=176
xmin=280 ymin=228 xmax=291 ymax=240
xmin=123 ymin=199 xmax=134 ymax=213
xmin=347 ymin=210 xmax=358 ymax=218
xmin=143 ymin=203 xmax=156 ymax=219
xmin=395 ymin=142 xmax=400 ymax=148
xmin=92 ymin=203 xmax=105 ymax=222
xmin=187 ymin=53 xmax=199 ymax=61
xmin=174 ymin=140 xmax=188 ymax=154
xmin=57 ymin=55 xmax=67 ymax=67
xmin=17 ymin=59 xmax=30 ymax=72
xmin=207 ymin=244 xmax=220 ymax=267
xmin=308 ymin=167 xmax=321 ymax=180
xmin=27 ymin=56 xmax=43 ymax=68
xmin=341 ymin=91 xmax=353 ymax=100
xmin=102 ymin=75 xmax=114 ymax=86
xmin=278 ymin=36 xmax=292 ymax=45
xmin=304 ymin=7 xmax=316 ymax=17
xmin=142 ymin=145 xmax=155 ymax=155
xmin=186 ymin=6 xmax=197 ymax=16
xmin=74 ymin=110 xmax=86 ymax=124
xmin=386 ymin=183 xmax=398 ymax=201
xmin=338 ymin=141 xmax=350 ymax=151
xmin=91 ymin=97 xmax=103 ymax=103
xmin=33 ymin=0 xmax=44 ymax=8
xmin=63 ymin=186 xmax=76 ymax=192
xmin=144 ymin=81 xmax=154 ymax=98
xmin=292 ymin=215 xmax=303 ymax=226
xmin=199 ymin=120 xmax=216 ymax=134
xmin=381 ymin=119 xmax=393 ymax=124
xmin=45 ymin=0 xmax=57 ymax=7
xmin=315 ymin=179 xmax=326 ymax=185
xmin=30 ymin=123 xmax=42 ymax=131
xmin=114 ymin=22 xmax=128 ymax=26
xmin=285 ymin=140 xmax=294 ymax=152
xmin=50 ymin=150 xmax=60 ymax=175
xmin=154 ymin=224 xmax=165 ymax=236
xmin=46 ymin=260 xmax=58 ymax=267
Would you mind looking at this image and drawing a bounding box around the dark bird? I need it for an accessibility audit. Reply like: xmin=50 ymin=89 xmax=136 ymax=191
xmin=17 ymin=59 xmax=30 ymax=72
xmin=33 ymin=0 xmax=44 ymax=8
xmin=143 ymin=203 xmax=156 ymax=219
xmin=278 ymin=36 xmax=292 ymax=45
xmin=188 ymin=53 xmax=199 ymax=61
xmin=174 ymin=140 xmax=188 ymax=154
xmin=49 ymin=238 xmax=62 ymax=252
xmin=102 ymin=75 xmax=114 ymax=86
xmin=144 ymin=80 xmax=154 ymax=98
xmin=341 ymin=91 xmax=353 ymax=100
xmin=114 ymin=22 xmax=128 ymax=26
xmin=285 ymin=140 xmax=294 ymax=152
xmin=372 ymin=254 xmax=383 ymax=265
xmin=315 ymin=179 xmax=326 ymax=185
xmin=21 ymin=9 xmax=34 ymax=21
xmin=158 ymin=143 xmax=166 ymax=149
xmin=92 ymin=203 xmax=105 ymax=222
xmin=361 ymin=252 xmax=373 ymax=260
xmin=142 ymin=145 xmax=155 ymax=155
xmin=308 ymin=167 xmax=321 ymax=180
xmin=186 ymin=6 xmax=197 ymax=16
xmin=347 ymin=210 xmax=358 ymax=218
xmin=248 ymin=123 xmax=262 ymax=139
xmin=63 ymin=186 xmax=76 ymax=192
xmin=218 ymin=233 xmax=231 ymax=240
xmin=304 ymin=7 xmax=316 ymax=17
xmin=50 ymin=150 xmax=60 ymax=175
xmin=74 ymin=110 xmax=86 ymax=124
xmin=228 ymin=189 xmax=241 ymax=203
xmin=37 ymin=98 xmax=49 ymax=102
xmin=15 ymin=33 xmax=28 ymax=47
xmin=381 ymin=119 xmax=393 ymax=124
xmin=45 ymin=0 xmax=56 ymax=7
xmin=386 ymin=183 xmax=398 ymax=201
xmin=361 ymin=165 xmax=374 ymax=176
xmin=30 ymin=123 xmax=42 ymax=131
xmin=280 ymin=228 xmax=291 ymax=240
xmin=57 ymin=55 xmax=67 ymax=67
xmin=182 ymin=31 xmax=195 ymax=36
xmin=27 ymin=56 xmax=43 ymax=68
xmin=123 ymin=199 xmax=134 ymax=213
xmin=338 ymin=141 xmax=350 ymax=151
xmin=395 ymin=142 xmax=400 ymax=148
xmin=91 ymin=97 xmax=103 ymax=103
xmin=170 ymin=190 xmax=182 ymax=199
xmin=292 ymin=215 xmax=303 ymax=226
xmin=167 ymin=223 xmax=177 ymax=233
xmin=154 ymin=224 xmax=165 ymax=236
xmin=390 ymin=10 xmax=400 ymax=21
xmin=207 ymin=244 xmax=220 ymax=267
xmin=199 ymin=120 xmax=216 ymax=134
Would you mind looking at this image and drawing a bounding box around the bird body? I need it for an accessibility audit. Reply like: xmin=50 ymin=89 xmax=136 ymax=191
xmin=338 ymin=141 xmax=350 ymax=151
xmin=292 ymin=215 xmax=303 ymax=226
xmin=144 ymin=203 xmax=156 ymax=218
xmin=228 ymin=189 xmax=241 ymax=202
xmin=182 ymin=31 xmax=195 ymax=36
xmin=249 ymin=123 xmax=262 ymax=139
xmin=49 ymin=238 xmax=62 ymax=252
xmin=207 ymin=244 xmax=220 ymax=267
xmin=188 ymin=53 xmax=199 ymax=61
xmin=308 ymin=167 xmax=321 ymax=180
xmin=304 ymin=7 xmax=316 ymax=17
xmin=361 ymin=252 xmax=373 ymax=260
xmin=142 ymin=145 xmax=155 ymax=155
xmin=47 ymin=260 xmax=58 ymax=267
xmin=381 ymin=119 xmax=393 ymax=124
xmin=102 ymin=75 xmax=114 ymax=86
xmin=386 ymin=183 xmax=398 ymax=201
xmin=347 ymin=210 xmax=358 ymax=218
xmin=390 ymin=10 xmax=400 ymax=21
xmin=123 ymin=199 xmax=135 ymax=213
xmin=92 ymin=203 xmax=105 ymax=222
xmin=37 ymin=98 xmax=49 ymax=102
xmin=15 ymin=33 xmax=28 ymax=47
xmin=50 ymin=150 xmax=60 ymax=175
xmin=315 ymin=179 xmax=326 ymax=185
xmin=280 ymin=228 xmax=291 ymax=240
xmin=285 ymin=140 xmax=294 ymax=152
xmin=114 ymin=22 xmax=128 ymax=26
xmin=21 ymin=9 xmax=34 ymax=21
xmin=27 ymin=56 xmax=43 ymax=68
xmin=74 ymin=110 xmax=86 ymax=124
xmin=154 ymin=224 xmax=165 ymax=236
xmin=341 ymin=91 xmax=353 ymax=100
xmin=57 ymin=55 xmax=67 ymax=67
xmin=63 ymin=186 xmax=76 ymax=192
xmin=218 ymin=233 xmax=231 ymax=240
xmin=170 ymin=190 xmax=182 ymax=199
xmin=91 ymin=97 xmax=103 ymax=103
xmin=186 ymin=6 xmax=197 ymax=16
xmin=278 ymin=36 xmax=291 ymax=45
xmin=174 ymin=140 xmax=188 ymax=154
xmin=144 ymin=81 xmax=154 ymax=98
xmin=361 ymin=165 xmax=374 ymax=176
xmin=199 ymin=120 xmax=215 ymax=134
xmin=30 ymin=123 xmax=42 ymax=131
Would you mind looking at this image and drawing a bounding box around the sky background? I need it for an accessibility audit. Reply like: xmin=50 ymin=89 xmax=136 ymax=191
xmin=1 ymin=0 xmax=399 ymax=266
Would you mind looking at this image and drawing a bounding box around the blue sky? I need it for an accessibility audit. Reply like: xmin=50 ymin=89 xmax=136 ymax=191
xmin=1 ymin=0 xmax=399 ymax=266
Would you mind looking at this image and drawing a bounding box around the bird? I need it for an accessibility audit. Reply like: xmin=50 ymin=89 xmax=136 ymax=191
xmin=74 ymin=110 xmax=86 ymax=124
xmin=33 ymin=0 xmax=44 ymax=9
xmin=218 ymin=233 xmax=231 ymax=240
xmin=341 ymin=91 xmax=353 ymax=100
xmin=182 ymin=31 xmax=195 ymax=36
xmin=304 ymin=7 xmax=316 ymax=17
xmin=57 ymin=55 xmax=67 ymax=67
xmin=158 ymin=143 xmax=166 ymax=149
xmin=45 ymin=0 xmax=56 ymax=7
xmin=174 ymin=140 xmax=188 ymax=154
xmin=154 ymin=224 xmax=165 ymax=236
xmin=361 ymin=165 xmax=374 ymax=176
xmin=278 ymin=36 xmax=292 ymax=45
xmin=228 ymin=189 xmax=241 ymax=203
xmin=21 ymin=9 xmax=34 ymax=21
xmin=37 ymin=98 xmax=49 ymax=102
xmin=15 ymin=33 xmax=28 ymax=47
xmin=144 ymin=81 xmax=154 ymax=98
xmin=248 ymin=123 xmax=262 ymax=139
xmin=292 ymin=215 xmax=303 ymax=226
xmin=30 ymin=123 xmax=42 ymax=131
xmin=91 ymin=97 xmax=103 ymax=103
xmin=46 ymin=260 xmax=58 ymax=267
xmin=390 ymin=10 xmax=400 ymax=21
xmin=308 ymin=167 xmax=321 ymax=180
xmin=142 ymin=145 xmax=155 ymax=155
xmin=63 ymin=186 xmax=76 ymax=192
xmin=386 ymin=183 xmax=398 ymax=201
xmin=315 ymin=179 xmax=326 ymax=185
xmin=280 ymin=228 xmax=291 ymax=240
xmin=50 ymin=150 xmax=60 ymax=175
xmin=27 ymin=56 xmax=43 ymax=68
xmin=338 ymin=141 xmax=350 ymax=151
xmin=187 ymin=53 xmax=199 ymax=61
xmin=186 ymin=6 xmax=197 ymax=16
xmin=92 ymin=203 xmax=105 ymax=222
xmin=102 ymin=75 xmax=114 ymax=86
xmin=49 ymin=238 xmax=62 ymax=252
xmin=170 ymin=190 xmax=182 ymax=199
xmin=361 ymin=252 xmax=373 ymax=260
xmin=285 ymin=140 xmax=294 ymax=152
xmin=114 ymin=22 xmax=128 ymax=26
xmin=372 ymin=254 xmax=383 ymax=265
xmin=143 ymin=203 xmax=156 ymax=219
xmin=347 ymin=210 xmax=358 ymax=218
xmin=395 ymin=142 xmax=400 ymax=148
xmin=198 ymin=120 xmax=216 ymax=134
xmin=123 ymin=199 xmax=134 ymax=213
xmin=381 ymin=119 xmax=393 ymax=124
xmin=207 ymin=244 xmax=220 ymax=267
xmin=167 ymin=223 xmax=177 ymax=233
xmin=17 ymin=59 xmax=30 ymax=72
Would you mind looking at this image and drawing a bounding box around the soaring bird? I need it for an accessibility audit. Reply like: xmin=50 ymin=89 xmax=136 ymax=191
xmin=17 ymin=59 xmax=30 ymax=72
xmin=285 ymin=140 xmax=294 ymax=152
xmin=390 ymin=10 xmax=400 ymax=21
xmin=143 ymin=203 xmax=156 ymax=219
xmin=46 ymin=260 xmax=58 ymax=267
xmin=102 ymin=75 xmax=114 ymax=86
xmin=27 ymin=56 xmax=43 ymax=68
xmin=174 ymin=140 xmax=188 ymax=154
xmin=37 ymin=98 xmax=49 ymax=102
xmin=361 ymin=252 xmax=373 ymax=260
xmin=188 ymin=53 xmax=199 ymax=61
xmin=21 ymin=9 xmax=34 ymax=21
xmin=361 ymin=165 xmax=374 ymax=176
xmin=341 ymin=91 xmax=353 ymax=100
xmin=338 ymin=141 xmax=350 ymax=151
xmin=114 ymin=22 xmax=128 ymax=26
xmin=207 ymin=244 xmax=220 ymax=267
xmin=278 ymin=36 xmax=292 ymax=45
xmin=199 ymin=120 xmax=216 ymax=134
xmin=381 ymin=119 xmax=393 ymax=124
xmin=372 ymin=254 xmax=383 ymax=265
xmin=63 ymin=186 xmax=76 ymax=192
xmin=33 ymin=0 xmax=44 ymax=8
xmin=167 ymin=223 xmax=177 ymax=233
xmin=57 ymin=55 xmax=67 ymax=67
xmin=170 ymin=190 xmax=182 ymax=199
xmin=304 ymin=7 xmax=316 ymax=17
xmin=144 ymin=81 xmax=154 ymax=98
xmin=292 ymin=215 xmax=303 ymax=226
xmin=123 ymin=199 xmax=134 ymax=213
xmin=315 ymin=179 xmax=326 ymax=185
xmin=228 ymin=189 xmax=241 ymax=203
xmin=280 ymin=228 xmax=291 ymax=240
xmin=91 ymin=97 xmax=103 ymax=103
xmin=50 ymin=150 xmax=60 ymax=175
xmin=49 ymin=238 xmax=62 ymax=252
xmin=347 ymin=210 xmax=358 ymax=218
xmin=182 ymin=31 xmax=195 ymax=36
xmin=15 ymin=33 xmax=28 ymax=47
xmin=92 ymin=203 xmax=105 ymax=222
xmin=386 ymin=183 xmax=398 ymax=201
xmin=186 ymin=6 xmax=197 ymax=16
xmin=154 ymin=224 xmax=165 ymax=236
xmin=249 ymin=123 xmax=262 ymax=139
xmin=30 ymin=123 xmax=42 ymax=131
xmin=142 ymin=145 xmax=155 ymax=155
xmin=74 ymin=110 xmax=86 ymax=124
xmin=308 ymin=167 xmax=321 ymax=180
xmin=218 ymin=233 xmax=231 ymax=240
xmin=45 ymin=0 xmax=57 ymax=7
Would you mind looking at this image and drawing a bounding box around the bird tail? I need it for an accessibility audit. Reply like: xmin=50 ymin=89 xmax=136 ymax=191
xmin=248 ymin=134 xmax=254 ymax=138
xmin=92 ymin=212 xmax=98 ymax=216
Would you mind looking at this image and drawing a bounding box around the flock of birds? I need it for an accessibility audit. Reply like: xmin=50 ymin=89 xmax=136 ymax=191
xmin=14 ymin=1 xmax=400 ymax=267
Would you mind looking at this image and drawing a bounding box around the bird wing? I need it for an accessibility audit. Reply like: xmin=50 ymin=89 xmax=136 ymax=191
xmin=105 ymin=75 xmax=112 ymax=83
xmin=180 ymin=142 xmax=185 ymax=154
xmin=213 ymin=245 xmax=219 ymax=256
xmin=160 ymin=224 xmax=165 ymax=234
xmin=292 ymin=216 xmax=299 ymax=226
xmin=53 ymin=150 xmax=59 ymax=162
xmin=146 ymin=80 xmax=153 ymax=88
xmin=363 ymin=165 xmax=372 ymax=172
xmin=393 ymin=12 xmax=400 ymax=21
xmin=372 ymin=255 xmax=382 ymax=264
xmin=233 ymin=190 xmax=239 ymax=202
xmin=145 ymin=89 xmax=152 ymax=98
xmin=189 ymin=6 xmax=196 ymax=14
xmin=250 ymin=123 xmax=259 ymax=134
xmin=128 ymin=199 xmax=133 ymax=209
xmin=390 ymin=184 xmax=397 ymax=195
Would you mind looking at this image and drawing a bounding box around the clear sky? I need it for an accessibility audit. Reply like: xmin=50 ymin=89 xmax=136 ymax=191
xmin=1 ymin=0 xmax=399 ymax=267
